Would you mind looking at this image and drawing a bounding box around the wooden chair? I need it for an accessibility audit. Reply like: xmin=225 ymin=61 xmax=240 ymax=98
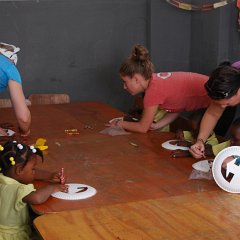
xmin=28 ymin=94 xmax=70 ymax=105
xmin=0 ymin=98 xmax=31 ymax=108
xmin=0 ymin=99 xmax=12 ymax=108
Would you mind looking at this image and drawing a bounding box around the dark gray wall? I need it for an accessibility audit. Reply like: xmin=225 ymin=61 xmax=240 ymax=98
xmin=1 ymin=0 xmax=240 ymax=113
xmin=190 ymin=0 xmax=239 ymax=75
xmin=0 ymin=0 xmax=147 ymax=111
xmin=151 ymin=0 xmax=240 ymax=75
xmin=150 ymin=0 xmax=191 ymax=72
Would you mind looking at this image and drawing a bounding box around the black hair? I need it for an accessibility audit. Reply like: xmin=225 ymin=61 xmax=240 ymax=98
xmin=232 ymin=117 xmax=240 ymax=127
xmin=0 ymin=141 xmax=43 ymax=175
xmin=219 ymin=60 xmax=240 ymax=70
xmin=219 ymin=61 xmax=231 ymax=67
xmin=205 ymin=65 xmax=240 ymax=100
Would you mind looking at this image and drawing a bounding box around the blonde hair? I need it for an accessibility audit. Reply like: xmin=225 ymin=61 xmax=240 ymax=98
xmin=119 ymin=44 xmax=154 ymax=80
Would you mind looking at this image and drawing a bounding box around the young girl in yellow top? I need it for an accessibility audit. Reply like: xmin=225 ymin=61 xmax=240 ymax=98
xmin=0 ymin=141 xmax=68 ymax=240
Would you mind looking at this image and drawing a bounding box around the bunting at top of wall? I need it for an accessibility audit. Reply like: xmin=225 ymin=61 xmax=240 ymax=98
xmin=165 ymin=0 xmax=235 ymax=11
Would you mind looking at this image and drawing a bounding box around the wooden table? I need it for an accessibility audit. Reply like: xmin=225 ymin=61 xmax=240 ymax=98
xmin=1 ymin=101 xmax=225 ymax=239
xmin=34 ymin=190 xmax=240 ymax=240
xmin=0 ymin=101 xmax=218 ymax=214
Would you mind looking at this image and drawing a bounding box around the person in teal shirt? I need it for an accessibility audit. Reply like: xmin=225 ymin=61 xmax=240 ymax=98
xmin=0 ymin=42 xmax=30 ymax=136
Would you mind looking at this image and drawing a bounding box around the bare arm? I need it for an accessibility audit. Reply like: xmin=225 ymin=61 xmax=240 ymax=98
xmin=122 ymin=105 xmax=158 ymax=133
xmin=8 ymin=80 xmax=31 ymax=136
xmin=197 ymin=102 xmax=224 ymax=142
xmin=120 ymin=105 xmax=158 ymax=133
xmin=150 ymin=112 xmax=180 ymax=130
xmin=23 ymin=184 xmax=68 ymax=204
xmin=190 ymin=102 xmax=225 ymax=159
xmin=106 ymin=105 xmax=158 ymax=133
xmin=23 ymin=169 xmax=67 ymax=204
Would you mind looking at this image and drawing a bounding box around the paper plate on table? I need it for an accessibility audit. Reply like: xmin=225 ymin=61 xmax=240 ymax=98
xmin=192 ymin=160 xmax=212 ymax=172
xmin=212 ymin=146 xmax=240 ymax=193
xmin=0 ymin=129 xmax=15 ymax=137
xmin=51 ymin=183 xmax=97 ymax=200
xmin=161 ymin=140 xmax=189 ymax=151
xmin=109 ymin=117 xmax=123 ymax=123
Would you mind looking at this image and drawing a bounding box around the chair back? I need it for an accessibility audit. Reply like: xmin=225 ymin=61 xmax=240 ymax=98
xmin=0 ymin=99 xmax=12 ymax=108
xmin=28 ymin=94 xmax=70 ymax=105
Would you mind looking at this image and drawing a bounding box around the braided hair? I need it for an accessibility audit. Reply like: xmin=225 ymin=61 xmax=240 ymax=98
xmin=0 ymin=141 xmax=43 ymax=175
xmin=119 ymin=44 xmax=154 ymax=80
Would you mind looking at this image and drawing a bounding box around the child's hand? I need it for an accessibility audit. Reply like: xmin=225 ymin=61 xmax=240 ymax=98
xmin=52 ymin=183 xmax=69 ymax=193
xmin=49 ymin=172 xmax=62 ymax=183
xmin=49 ymin=171 xmax=67 ymax=184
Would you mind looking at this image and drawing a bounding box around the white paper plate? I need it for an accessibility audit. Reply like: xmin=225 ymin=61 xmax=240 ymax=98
xmin=0 ymin=129 xmax=15 ymax=137
xmin=212 ymin=146 xmax=240 ymax=193
xmin=109 ymin=117 xmax=123 ymax=123
xmin=192 ymin=160 xmax=211 ymax=172
xmin=51 ymin=183 xmax=97 ymax=200
xmin=161 ymin=140 xmax=189 ymax=151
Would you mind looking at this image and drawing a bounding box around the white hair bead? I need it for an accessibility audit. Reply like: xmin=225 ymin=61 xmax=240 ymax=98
xmin=17 ymin=144 xmax=23 ymax=149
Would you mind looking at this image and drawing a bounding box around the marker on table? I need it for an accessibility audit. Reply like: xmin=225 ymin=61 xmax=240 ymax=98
xmin=60 ymin=168 xmax=65 ymax=184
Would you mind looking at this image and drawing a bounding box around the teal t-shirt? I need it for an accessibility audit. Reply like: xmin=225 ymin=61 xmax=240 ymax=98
xmin=0 ymin=54 xmax=22 ymax=93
